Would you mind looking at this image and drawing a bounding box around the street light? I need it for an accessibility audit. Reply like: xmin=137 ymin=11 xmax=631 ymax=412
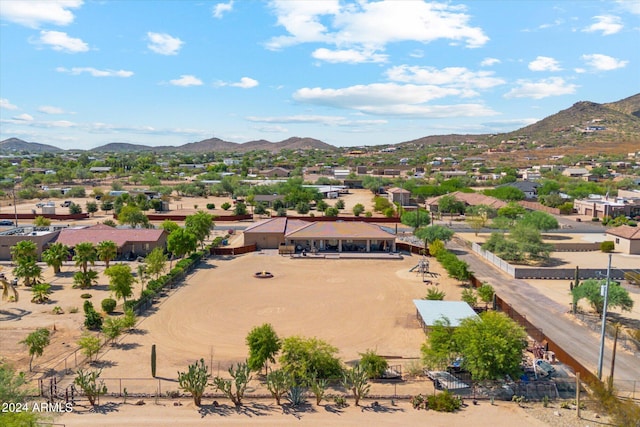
xmin=596 ymin=253 xmax=612 ymax=380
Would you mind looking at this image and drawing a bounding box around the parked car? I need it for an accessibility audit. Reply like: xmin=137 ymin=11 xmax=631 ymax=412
xmin=0 ymin=220 xmax=15 ymax=226
xmin=60 ymin=200 xmax=72 ymax=207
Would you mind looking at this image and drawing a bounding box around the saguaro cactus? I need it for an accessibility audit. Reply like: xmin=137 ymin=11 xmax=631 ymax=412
xmin=151 ymin=344 xmax=157 ymax=378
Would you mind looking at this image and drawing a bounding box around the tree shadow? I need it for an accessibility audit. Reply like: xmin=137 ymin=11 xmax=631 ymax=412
xmin=0 ymin=308 xmax=31 ymax=321
xmin=360 ymin=401 xmax=405 ymax=413
xmin=324 ymin=404 xmax=346 ymax=415
xmin=281 ymin=402 xmax=316 ymax=419
xmin=91 ymin=360 xmax=118 ymax=368
xmin=116 ymin=342 xmax=141 ymax=351
xmin=197 ymin=402 xmax=234 ymax=417
xmin=127 ymin=328 xmax=147 ymax=335
xmin=236 ymin=402 xmax=277 ymax=417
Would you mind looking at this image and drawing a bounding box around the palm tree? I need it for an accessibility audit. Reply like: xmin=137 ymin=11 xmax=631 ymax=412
xmin=14 ymin=259 xmax=42 ymax=287
xmin=31 ymin=283 xmax=52 ymax=304
xmin=1 ymin=277 xmax=19 ymax=302
xmin=10 ymin=240 xmax=38 ymax=263
xmin=42 ymin=243 xmax=70 ymax=274
xmin=97 ymin=240 xmax=118 ymax=269
xmin=73 ymin=270 xmax=99 ymax=289
xmin=73 ymin=242 xmax=97 ymax=274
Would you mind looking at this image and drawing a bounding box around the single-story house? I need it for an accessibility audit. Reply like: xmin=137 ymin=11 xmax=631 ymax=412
xmin=0 ymin=226 xmax=61 ymax=261
xmin=413 ymin=300 xmax=479 ymax=332
xmin=573 ymin=197 xmax=640 ymax=219
xmin=253 ymin=194 xmax=285 ymax=208
xmin=89 ymin=166 xmax=111 ymax=173
xmin=55 ymin=224 xmax=168 ymax=258
xmin=497 ymin=181 xmax=541 ymax=199
xmin=243 ymin=218 xmax=309 ymax=250
xmin=606 ymin=225 xmax=640 ymax=255
xmin=425 ymin=191 xmax=507 ymax=212
xmin=260 ymin=167 xmax=290 ymax=178
xmin=243 ymin=218 xmax=397 ymax=252
xmin=284 ymin=221 xmax=396 ymax=253
xmin=386 ymin=187 xmax=411 ymax=205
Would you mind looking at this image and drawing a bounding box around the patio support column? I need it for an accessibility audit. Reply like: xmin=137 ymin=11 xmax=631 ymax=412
xmin=366 ymin=240 xmax=371 ymax=252
xmin=338 ymin=240 xmax=342 ymax=252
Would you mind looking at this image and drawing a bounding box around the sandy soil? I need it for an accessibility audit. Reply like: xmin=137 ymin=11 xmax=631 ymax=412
xmin=88 ymin=253 xmax=461 ymax=386
xmin=57 ymin=398 xmax=556 ymax=427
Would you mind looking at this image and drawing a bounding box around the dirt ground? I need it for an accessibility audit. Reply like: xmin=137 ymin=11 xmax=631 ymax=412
xmin=57 ymin=398 xmax=557 ymax=427
xmin=82 ymin=252 xmax=461 ymax=386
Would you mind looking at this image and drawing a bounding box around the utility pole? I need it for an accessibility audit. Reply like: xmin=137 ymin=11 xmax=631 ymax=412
xmin=597 ymin=253 xmax=612 ymax=380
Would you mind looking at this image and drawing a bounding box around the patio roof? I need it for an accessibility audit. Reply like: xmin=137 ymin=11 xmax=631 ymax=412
xmin=413 ymin=300 xmax=479 ymax=327
xmin=285 ymin=221 xmax=395 ymax=240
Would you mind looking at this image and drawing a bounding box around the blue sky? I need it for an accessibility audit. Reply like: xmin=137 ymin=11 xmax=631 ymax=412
xmin=1 ymin=0 xmax=638 ymax=150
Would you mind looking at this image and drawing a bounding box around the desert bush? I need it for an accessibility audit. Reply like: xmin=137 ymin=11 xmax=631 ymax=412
xmin=427 ymin=391 xmax=462 ymax=412
xmin=206 ymin=203 xmax=215 ymax=210
xmin=101 ymin=298 xmax=117 ymax=314
xmin=600 ymin=241 xmax=615 ymax=253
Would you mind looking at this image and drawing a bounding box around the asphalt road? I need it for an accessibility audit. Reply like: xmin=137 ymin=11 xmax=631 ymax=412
xmin=448 ymin=240 xmax=640 ymax=389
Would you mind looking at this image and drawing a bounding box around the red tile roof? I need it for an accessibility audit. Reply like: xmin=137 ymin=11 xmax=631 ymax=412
xmin=55 ymin=224 xmax=167 ymax=248
xmin=285 ymin=221 xmax=395 ymax=240
xmin=243 ymin=218 xmax=309 ymax=234
xmin=606 ymin=225 xmax=640 ymax=240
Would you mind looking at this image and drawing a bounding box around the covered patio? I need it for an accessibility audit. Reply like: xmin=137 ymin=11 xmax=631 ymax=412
xmin=285 ymin=221 xmax=397 ymax=253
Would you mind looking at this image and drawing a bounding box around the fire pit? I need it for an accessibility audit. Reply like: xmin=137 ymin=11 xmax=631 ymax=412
xmin=254 ymin=271 xmax=274 ymax=279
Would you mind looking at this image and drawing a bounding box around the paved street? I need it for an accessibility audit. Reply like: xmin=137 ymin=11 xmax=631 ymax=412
xmin=448 ymin=240 xmax=640 ymax=390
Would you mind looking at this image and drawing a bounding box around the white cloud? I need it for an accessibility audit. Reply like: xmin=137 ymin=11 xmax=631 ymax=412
xmin=169 ymin=75 xmax=203 ymax=86
xmin=480 ymin=57 xmax=501 ymax=67
xmin=616 ymin=0 xmax=640 ymax=15
xmin=216 ymin=77 xmax=259 ymax=88
xmin=35 ymin=30 xmax=89 ymax=53
xmin=38 ymin=105 xmax=65 ymax=114
xmin=56 ymin=67 xmax=134 ymax=77
xmin=581 ymin=53 xmax=628 ymax=71
xmin=231 ymin=77 xmax=259 ymax=88
xmin=147 ymin=32 xmax=184 ymax=55
xmin=246 ymin=114 xmax=386 ymax=127
xmin=583 ymin=15 xmax=623 ymax=35
xmin=292 ymin=82 xmax=498 ymax=118
xmin=385 ymin=65 xmax=505 ymax=91
xmin=528 ymin=56 xmax=562 ymax=72
xmin=504 ymin=77 xmax=578 ymax=99
xmin=12 ymin=113 xmax=34 ymax=121
xmin=0 ymin=0 xmax=82 ymax=28
xmin=312 ymin=48 xmax=387 ymax=63
xmin=266 ymin=0 xmax=488 ymax=63
xmin=0 ymin=99 xmax=19 ymax=110
xmin=213 ymin=1 xmax=234 ymax=18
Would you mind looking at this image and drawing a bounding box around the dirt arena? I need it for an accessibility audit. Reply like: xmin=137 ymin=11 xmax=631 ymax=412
xmin=92 ymin=252 xmax=453 ymax=383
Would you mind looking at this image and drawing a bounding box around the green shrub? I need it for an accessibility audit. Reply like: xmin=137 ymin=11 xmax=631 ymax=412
xmin=101 ymin=298 xmax=117 ymax=314
xmin=427 ymin=391 xmax=462 ymax=412
xmin=81 ymin=293 xmax=92 ymax=299
xmin=600 ymin=241 xmax=615 ymax=253
xmin=83 ymin=301 xmax=102 ymax=330
xmin=206 ymin=203 xmax=215 ymax=210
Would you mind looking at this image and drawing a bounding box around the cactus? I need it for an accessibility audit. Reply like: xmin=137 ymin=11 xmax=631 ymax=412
xmin=574 ymin=266 xmax=580 ymax=288
xmin=151 ymin=344 xmax=157 ymax=378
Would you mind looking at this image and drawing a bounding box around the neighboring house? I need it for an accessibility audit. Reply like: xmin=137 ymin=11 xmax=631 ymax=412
xmin=562 ymin=168 xmax=590 ymax=178
xmin=333 ymin=169 xmax=351 ymax=179
xmin=253 ymin=194 xmax=285 ymax=208
xmin=440 ymin=170 xmax=468 ymax=178
xmin=178 ymin=164 xmax=205 ymax=169
xmin=55 ymin=224 xmax=168 ymax=258
xmin=413 ymin=300 xmax=479 ymax=332
xmin=386 ymin=187 xmax=411 ymax=205
xmin=425 ymin=191 xmax=507 ymax=212
xmin=573 ymin=197 xmax=640 ymax=219
xmin=356 ymin=166 xmax=368 ymax=175
xmin=497 ymin=181 xmax=541 ymax=199
xmin=606 ymin=226 xmax=640 ymax=255
xmin=89 ymin=166 xmax=111 ymax=173
xmin=0 ymin=226 xmax=62 ymax=261
xmin=243 ymin=218 xmax=397 ymax=252
xmin=260 ymin=167 xmax=290 ymax=178
xmin=223 ymin=158 xmax=239 ymax=166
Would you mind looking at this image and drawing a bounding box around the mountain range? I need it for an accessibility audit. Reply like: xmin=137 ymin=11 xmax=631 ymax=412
xmin=2 ymin=93 xmax=639 ymax=154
